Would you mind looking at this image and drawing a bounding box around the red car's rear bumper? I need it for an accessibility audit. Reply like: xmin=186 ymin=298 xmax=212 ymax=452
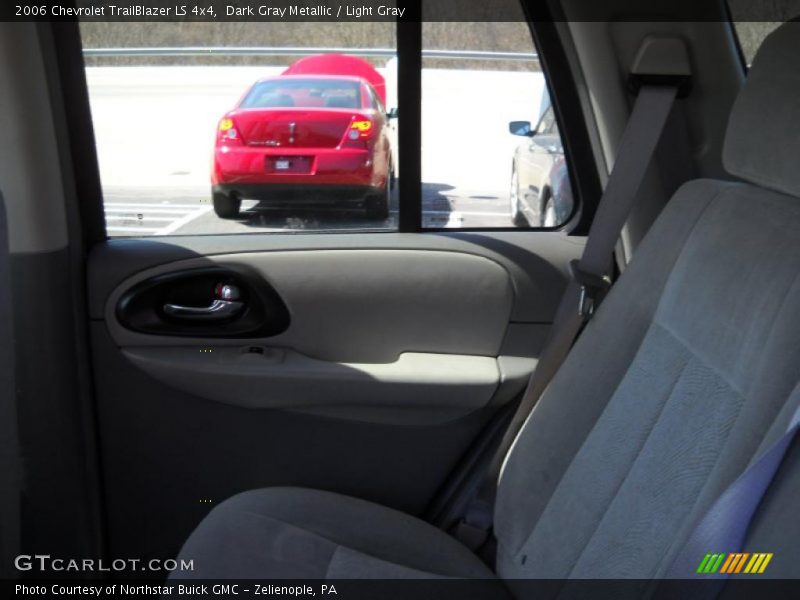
xmin=212 ymin=146 xmax=383 ymax=189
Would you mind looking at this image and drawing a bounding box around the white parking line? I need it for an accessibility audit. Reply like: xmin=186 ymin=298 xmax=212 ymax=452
xmin=105 ymin=215 xmax=178 ymax=222
xmin=104 ymin=202 xmax=212 ymax=236
xmin=104 ymin=201 xmax=207 ymax=209
xmin=106 ymin=226 xmax=162 ymax=233
xmin=105 ymin=207 xmax=202 ymax=215
xmin=445 ymin=211 xmax=464 ymax=228
xmin=156 ymin=206 xmax=213 ymax=235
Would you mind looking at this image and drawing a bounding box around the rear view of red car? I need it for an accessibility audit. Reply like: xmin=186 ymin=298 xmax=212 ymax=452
xmin=212 ymin=74 xmax=394 ymax=219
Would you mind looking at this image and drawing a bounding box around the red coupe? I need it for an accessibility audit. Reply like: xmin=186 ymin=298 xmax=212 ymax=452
xmin=212 ymin=61 xmax=395 ymax=220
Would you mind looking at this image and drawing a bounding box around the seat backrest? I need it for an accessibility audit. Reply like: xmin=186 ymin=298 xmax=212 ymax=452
xmin=495 ymin=21 xmax=800 ymax=584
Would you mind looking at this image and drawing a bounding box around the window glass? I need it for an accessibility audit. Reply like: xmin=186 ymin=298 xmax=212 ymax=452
xmin=79 ymin=23 xmax=398 ymax=237
xmin=81 ymin=11 xmax=575 ymax=236
xmin=538 ymin=107 xmax=557 ymax=135
xmin=421 ymin=14 xmax=574 ymax=229
xmin=726 ymin=0 xmax=794 ymax=65
xmin=731 ymin=21 xmax=782 ymax=64
xmin=240 ymin=79 xmax=363 ymax=109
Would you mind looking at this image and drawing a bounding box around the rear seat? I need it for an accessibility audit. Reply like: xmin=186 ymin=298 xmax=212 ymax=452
xmin=171 ymin=21 xmax=800 ymax=587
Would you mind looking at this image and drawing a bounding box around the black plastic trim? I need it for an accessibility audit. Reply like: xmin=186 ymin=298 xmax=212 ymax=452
xmin=44 ymin=21 xmax=107 ymax=246
xmin=397 ymin=7 xmax=423 ymax=233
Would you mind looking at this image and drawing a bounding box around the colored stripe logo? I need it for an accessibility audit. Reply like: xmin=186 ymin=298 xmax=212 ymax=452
xmin=696 ymin=552 xmax=773 ymax=574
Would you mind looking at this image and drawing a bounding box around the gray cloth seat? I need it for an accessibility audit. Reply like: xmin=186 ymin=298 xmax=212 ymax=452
xmin=173 ymin=23 xmax=800 ymax=586
xmin=172 ymin=487 xmax=499 ymax=582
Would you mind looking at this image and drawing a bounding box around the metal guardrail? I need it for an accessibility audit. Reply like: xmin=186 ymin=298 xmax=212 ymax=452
xmin=83 ymin=47 xmax=539 ymax=62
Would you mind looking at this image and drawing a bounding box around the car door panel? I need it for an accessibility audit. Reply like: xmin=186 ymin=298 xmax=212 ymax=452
xmin=86 ymin=231 xmax=582 ymax=559
xmin=105 ymin=250 xmax=515 ymax=362
xmin=119 ymin=347 xmax=503 ymax=422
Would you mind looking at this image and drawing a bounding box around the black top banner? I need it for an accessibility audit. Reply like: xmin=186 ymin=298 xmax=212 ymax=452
xmin=3 ymin=0 xmax=800 ymax=22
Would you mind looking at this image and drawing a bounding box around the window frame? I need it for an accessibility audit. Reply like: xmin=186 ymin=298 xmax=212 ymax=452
xmin=522 ymin=6 xmax=602 ymax=236
xmin=45 ymin=22 xmax=107 ymax=248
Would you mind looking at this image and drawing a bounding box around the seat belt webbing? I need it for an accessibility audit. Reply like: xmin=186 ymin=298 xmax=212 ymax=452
xmin=455 ymin=84 xmax=680 ymax=549
xmin=665 ymin=399 xmax=800 ymax=579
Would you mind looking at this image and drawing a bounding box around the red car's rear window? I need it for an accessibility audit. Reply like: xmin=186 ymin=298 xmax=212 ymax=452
xmin=240 ymin=79 xmax=363 ymax=109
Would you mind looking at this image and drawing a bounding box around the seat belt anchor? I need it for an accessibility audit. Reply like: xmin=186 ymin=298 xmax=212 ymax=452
xmin=570 ymin=260 xmax=611 ymax=319
xmin=453 ymin=498 xmax=493 ymax=551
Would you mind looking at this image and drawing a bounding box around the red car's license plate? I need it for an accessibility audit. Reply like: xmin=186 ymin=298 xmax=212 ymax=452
xmin=266 ymin=156 xmax=312 ymax=174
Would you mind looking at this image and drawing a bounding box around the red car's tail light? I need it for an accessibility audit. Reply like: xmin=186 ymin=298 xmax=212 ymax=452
xmin=350 ymin=120 xmax=373 ymax=136
xmin=341 ymin=116 xmax=375 ymax=149
xmin=217 ymin=117 xmax=242 ymax=145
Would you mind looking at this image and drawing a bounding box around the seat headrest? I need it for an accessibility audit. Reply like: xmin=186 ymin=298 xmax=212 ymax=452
xmin=723 ymin=21 xmax=800 ymax=198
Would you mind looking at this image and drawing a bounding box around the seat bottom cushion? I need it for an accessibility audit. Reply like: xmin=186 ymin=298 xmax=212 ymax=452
xmin=171 ymin=487 xmax=500 ymax=581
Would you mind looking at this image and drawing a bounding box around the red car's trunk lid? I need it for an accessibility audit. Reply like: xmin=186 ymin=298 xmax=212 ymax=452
xmin=282 ymin=54 xmax=386 ymax=106
xmin=234 ymin=110 xmax=353 ymax=149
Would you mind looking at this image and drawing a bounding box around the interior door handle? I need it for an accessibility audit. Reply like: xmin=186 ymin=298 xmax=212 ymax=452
xmin=163 ymin=299 xmax=244 ymax=321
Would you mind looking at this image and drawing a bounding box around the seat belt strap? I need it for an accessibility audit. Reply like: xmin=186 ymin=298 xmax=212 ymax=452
xmin=455 ymin=83 xmax=680 ymax=550
xmin=665 ymin=397 xmax=800 ymax=579
xmin=0 ymin=193 xmax=21 ymax=577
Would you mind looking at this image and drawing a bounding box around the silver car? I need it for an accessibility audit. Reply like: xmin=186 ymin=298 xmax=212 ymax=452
xmin=508 ymin=103 xmax=574 ymax=227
